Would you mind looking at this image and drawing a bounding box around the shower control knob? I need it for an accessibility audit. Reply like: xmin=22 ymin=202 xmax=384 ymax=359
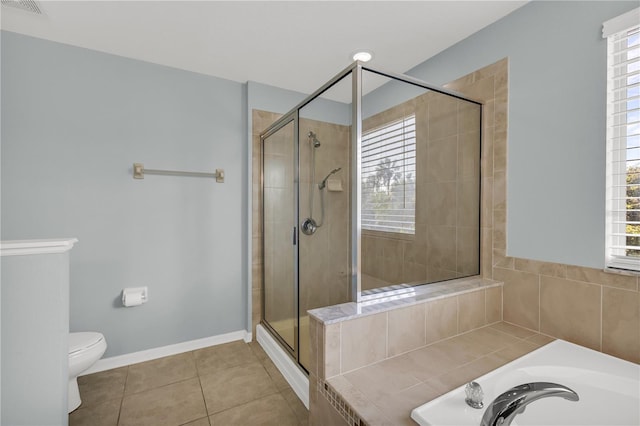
xmin=301 ymin=218 xmax=318 ymax=235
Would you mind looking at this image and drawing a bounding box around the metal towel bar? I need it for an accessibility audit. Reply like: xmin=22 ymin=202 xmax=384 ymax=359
xmin=133 ymin=163 xmax=224 ymax=183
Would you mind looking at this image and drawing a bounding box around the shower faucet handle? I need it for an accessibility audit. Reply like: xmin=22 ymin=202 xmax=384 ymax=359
xmin=465 ymin=381 xmax=484 ymax=409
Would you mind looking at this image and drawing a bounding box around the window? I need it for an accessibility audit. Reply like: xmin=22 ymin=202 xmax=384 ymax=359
xmin=361 ymin=115 xmax=416 ymax=234
xmin=605 ymin=8 xmax=640 ymax=272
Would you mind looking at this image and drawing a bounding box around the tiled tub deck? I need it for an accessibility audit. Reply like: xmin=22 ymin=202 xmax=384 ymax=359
xmin=307 ymin=278 xmax=555 ymax=425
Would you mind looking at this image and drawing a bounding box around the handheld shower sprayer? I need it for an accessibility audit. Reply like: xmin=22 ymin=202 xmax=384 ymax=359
xmin=319 ymin=167 xmax=342 ymax=190
xmin=308 ymin=131 xmax=321 ymax=148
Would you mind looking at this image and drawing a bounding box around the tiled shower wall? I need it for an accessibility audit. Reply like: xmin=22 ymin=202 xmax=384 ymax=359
xmin=361 ymin=91 xmax=481 ymax=289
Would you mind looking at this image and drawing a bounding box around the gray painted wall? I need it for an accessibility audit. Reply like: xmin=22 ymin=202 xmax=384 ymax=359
xmin=403 ymin=1 xmax=637 ymax=269
xmin=1 ymin=31 xmax=247 ymax=357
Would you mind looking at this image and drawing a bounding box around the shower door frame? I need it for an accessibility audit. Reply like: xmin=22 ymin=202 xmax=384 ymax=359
xmin=260 ymin=112 xmax=300 ymax=361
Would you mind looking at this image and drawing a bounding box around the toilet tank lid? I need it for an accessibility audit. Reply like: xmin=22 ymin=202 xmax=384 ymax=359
xmin=69 ymin=332 xmax=104 ymax=355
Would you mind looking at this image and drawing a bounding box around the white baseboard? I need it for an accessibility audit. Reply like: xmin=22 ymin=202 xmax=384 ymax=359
xmin=82 ymin=329 xmax=252 ymax=375
xmin=256 ymin=324 xmax=309 ymax=409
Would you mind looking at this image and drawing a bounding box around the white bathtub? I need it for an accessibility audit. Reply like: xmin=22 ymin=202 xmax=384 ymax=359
xmin=411 ymin=340 xmax=640 ymax=426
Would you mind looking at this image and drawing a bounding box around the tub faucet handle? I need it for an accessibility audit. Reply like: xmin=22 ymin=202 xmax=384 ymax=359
xmin=465 ymin=381 xmax=484 ymax=409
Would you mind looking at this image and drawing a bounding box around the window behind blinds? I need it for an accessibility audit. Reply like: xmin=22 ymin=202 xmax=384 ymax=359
xmin=605 ymin=14 xmax=640 ymax=271
xmin=361 ymin=115 xmax=416 ymax=234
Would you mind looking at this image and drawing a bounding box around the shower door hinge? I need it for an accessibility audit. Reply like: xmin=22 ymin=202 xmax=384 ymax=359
xmin=292 ymin=227 xmax=297 ymax=245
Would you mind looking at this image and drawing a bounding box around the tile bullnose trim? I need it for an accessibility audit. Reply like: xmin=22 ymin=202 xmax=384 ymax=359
xmin=309 ymin=277 xmax=502 ymax=325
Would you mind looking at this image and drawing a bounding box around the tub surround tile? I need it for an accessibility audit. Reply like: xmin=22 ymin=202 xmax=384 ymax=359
xmin=318 ymin=322 xmax=555 ymax=426
xmin=489 ymin=321 xmax=537 ymax=339
xmin=426 ymin=297 xmax=458 ymax=343
xmin=324 ymin=323 xmax=341 ymax=378
xmin=457 ymin=290 xmax=485 ymax=332
xmin=602 ymin=287 xmax=640 ymax=363
xmin=540 ymin=276 xmax=601 ymax=351
xmin=494 ymin=267 xmax=539 ymax=331
xmin=388 ymin=304 xmax=426 ymax=356
xmin=566 ymin=265 xmax=639 ymax=291
xmin=341 ymin=312 xmax=387 ymax=373
xmin=485 ymin=286 xmax=502 ymax=323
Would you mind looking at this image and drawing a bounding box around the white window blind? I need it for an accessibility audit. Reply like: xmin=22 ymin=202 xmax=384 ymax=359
xmin=361 ymin=115 xmax=416 ymax=234
xmin=605 ymin=9 xmax=640 ymax=272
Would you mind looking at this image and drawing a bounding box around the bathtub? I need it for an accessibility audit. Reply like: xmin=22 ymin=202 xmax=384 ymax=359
xmin=411 ymin=340 xmax=640 ymax=426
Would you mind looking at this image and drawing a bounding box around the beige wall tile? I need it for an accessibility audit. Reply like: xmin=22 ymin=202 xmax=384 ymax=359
xmin=341 ymin=313 xmax=387 ymax=373
xmin=486 ymin=286 xmax=502 ymax=324
xmin=323 ymin=323 xmax=341 ymax=379
xmin=494 ymin=267 xmax=539 ymax=331
xmin=458 ymin=290 xmax=485 ymax=333
xmin=388 ymin=304 xmax=426 ymax=356
xmin=602 ymin=287 xmax=640 ymax=363
xmin=514 ymin=258 xmax=566 ymax=278
xmin=426 ymin=297 xmax=457 ymax=343
xmin=566 ymin=265 xmax=638 ymax=291
xmin=540 ymin=276 xmax=601 ymax=351
xmin=492 ymin=248 xmax=514 ymax=269
xmin=343 ymin=359 xmax=420 ymax=406
xmin=493 ymin=209 xmax=506 ymax=250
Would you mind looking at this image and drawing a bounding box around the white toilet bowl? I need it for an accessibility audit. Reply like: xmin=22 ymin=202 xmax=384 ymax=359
xmin=68 ymin=332 xmax=106 ymax=413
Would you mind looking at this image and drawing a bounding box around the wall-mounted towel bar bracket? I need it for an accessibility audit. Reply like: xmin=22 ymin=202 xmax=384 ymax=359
xmin=133 ymin=163 xmax=224 ymax=183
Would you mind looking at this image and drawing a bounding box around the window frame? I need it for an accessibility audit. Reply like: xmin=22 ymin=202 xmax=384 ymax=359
xmin=604 ymin=8 xmax=640 ymax=272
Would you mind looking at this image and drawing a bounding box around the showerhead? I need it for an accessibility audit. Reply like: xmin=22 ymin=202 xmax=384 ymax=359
xmin=319 ymin=167 xmax=342 ymax=190
xmin=308 ymin=131 xmax=321 ymax=148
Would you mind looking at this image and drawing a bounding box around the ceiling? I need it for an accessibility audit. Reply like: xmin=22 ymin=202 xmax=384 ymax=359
xmin=1 ymin=1 xmax=528 ymax=97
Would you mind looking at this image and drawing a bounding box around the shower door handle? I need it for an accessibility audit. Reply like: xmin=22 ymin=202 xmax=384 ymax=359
xmin=292 ymin=227 xmax=297 ymax=245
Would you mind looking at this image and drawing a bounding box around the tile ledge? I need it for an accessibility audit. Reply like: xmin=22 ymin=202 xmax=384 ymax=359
xmin=309 ymin=277 xmax=502 ymax=325
xmin=603 ymin=266 xmax=640 ymax=277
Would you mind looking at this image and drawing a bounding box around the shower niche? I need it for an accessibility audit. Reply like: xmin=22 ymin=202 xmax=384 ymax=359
xmin=260 ymin=62 xmax=482 ymax=372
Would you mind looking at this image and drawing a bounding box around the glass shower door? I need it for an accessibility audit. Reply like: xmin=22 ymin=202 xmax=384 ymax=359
xmin=262 ymin=118 xmax=298 ymax=354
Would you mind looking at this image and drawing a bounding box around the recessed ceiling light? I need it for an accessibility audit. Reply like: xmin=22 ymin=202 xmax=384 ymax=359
xmin=352 ymin=51 xmax=373 ymax=62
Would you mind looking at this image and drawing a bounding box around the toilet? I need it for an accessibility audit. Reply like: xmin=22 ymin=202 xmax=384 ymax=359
xmin=68 ymin=332 xmax=107 ymax=413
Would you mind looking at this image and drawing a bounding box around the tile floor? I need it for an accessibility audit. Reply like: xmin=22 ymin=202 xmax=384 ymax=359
xmin=69 ymin=340 xmax=308 ymax=426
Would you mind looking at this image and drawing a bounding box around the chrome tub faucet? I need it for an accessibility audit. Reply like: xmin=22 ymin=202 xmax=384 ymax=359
xmin=480 ymin=382 xmax=579 ymax=426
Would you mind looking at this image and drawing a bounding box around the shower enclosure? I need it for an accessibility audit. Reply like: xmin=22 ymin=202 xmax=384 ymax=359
xmin=260 ymin=61 xmax=482 ymax=372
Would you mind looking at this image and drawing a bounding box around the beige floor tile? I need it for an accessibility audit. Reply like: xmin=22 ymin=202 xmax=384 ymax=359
xmin=180 ymin=417 xmax=210 ymax=426
xmin=125 ymin=352 xmax=197 ymax=395
xmin=372 ymin=383 xmax=442 ymax=426
xmin=280 ymin=388 xmax=309 ymax=425
xmin=248 ymin=340 xmax=270 ymax=363
xmin=119 ymin=378 xmax=206 ymax=426
xmin=69 ymin=398 xmax=121 ymax=426
xmin=200 ymin=362 xmax=277 ymax=414
xmin=77 ymin=366 xmax=127 ymax=408
xmin=262 ymin=356 xmax=291 ymax=391
xmin=209 ymin=393 xmax=298 ymax=426
xmin=404 ymin=343 xmax=474 ymax=382
xmin=194 ymin=340 xmax=259 ymax=376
